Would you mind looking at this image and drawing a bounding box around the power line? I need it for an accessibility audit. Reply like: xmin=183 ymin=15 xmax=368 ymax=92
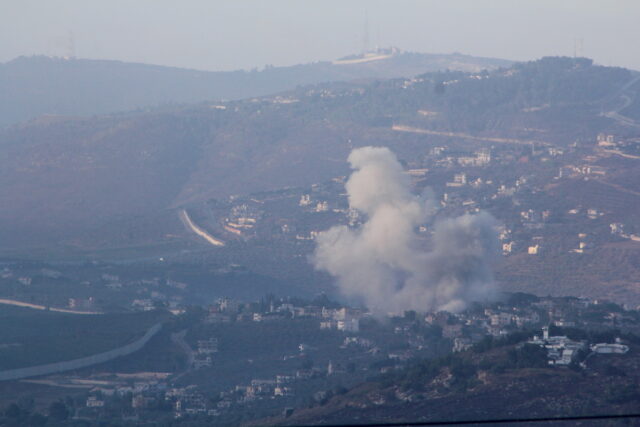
xmin=291 ymin=412 xmax=640 ymax=427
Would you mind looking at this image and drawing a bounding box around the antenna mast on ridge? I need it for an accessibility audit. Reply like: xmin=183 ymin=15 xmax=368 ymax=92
xmin=67 ymin=30 xmax=76 ymax=59
xmin=362 ymin=9 xmax=370 ymax=54
xmin=573 ymin=37 xmax=584 ymax=58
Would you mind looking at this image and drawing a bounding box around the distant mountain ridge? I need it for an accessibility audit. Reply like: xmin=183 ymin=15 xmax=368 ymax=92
xmin=0 ymin=50 xmax=512 ymax=129
xmin=2 ymin=56 xmax=640 ymax=306
xmin=1 ymin=56 xmax=638 ymax=251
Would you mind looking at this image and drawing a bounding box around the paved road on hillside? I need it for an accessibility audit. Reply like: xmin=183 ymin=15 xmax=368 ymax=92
xmin=179 ymin=209 xmax=225 ymax=247
xmin=0 ymin=298 xmax=101 ymax=315
xmin=602 ymin=75 xmax=640 ymax=128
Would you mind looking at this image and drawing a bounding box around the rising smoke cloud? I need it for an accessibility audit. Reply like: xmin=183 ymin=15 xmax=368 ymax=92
xmin=313 ymin=146 xmax=499 ymax=314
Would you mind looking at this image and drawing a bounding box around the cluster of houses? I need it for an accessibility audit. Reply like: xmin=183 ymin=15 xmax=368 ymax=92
xmin=528 ymin=326 xmax=629 ymax=366
xmin=610 ymin=222 xmax=640 ymax=243
xmin=319 ymin=307 xmax=363 ymax=332
xmin=78 ymin=374 xmax=171 ymax=414
xmin=183 ymin=127 xmax=638 ymax=273
xmin=173 ymin=357 xmax=355 ymax=417
xmin=68 ymin=290 xmax=636 ymax=422
xmin=80 ymin=373 xmax=297 ymax=418
xmin=422 ymin=306 xmax=541 ymax=353
xmin=198 ymin=291 xmax=633 ymax=365
xmin=202 ymin=297 xmax=367 ymax=329
xmin=597 ymin=133 xmax=640 ymax=157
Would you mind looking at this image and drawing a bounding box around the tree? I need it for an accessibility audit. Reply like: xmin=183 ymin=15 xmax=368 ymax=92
xmin=27 ymin=413 xmax=47 ymax=427
xmin=507 ymin=344 xmax=548 ymax=369
xmin=404 ymin=310 xmax=417 ymax=321
xmin=17 ymin=396 xmax=34 ymax=413
xmin=300 ymin=356 xmax=314 ymax=370
xmin=48 ymin=401 xmax=69 ymax=422
xmin=4 ymin=403 xmax=20 ymax=419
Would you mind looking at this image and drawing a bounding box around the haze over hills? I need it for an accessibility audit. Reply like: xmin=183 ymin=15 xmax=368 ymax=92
xmin=2 ymin=56 xmax=640 ymax=305
xmin=2 ymin=55 xmax=640 ymax=426
xmin=0 ymin=49 xmax=512 ymax=129
xmin=0 ymin=57 xmax=635 ymax=241
xmin=5 ymin=3 xmax=640 ymax=424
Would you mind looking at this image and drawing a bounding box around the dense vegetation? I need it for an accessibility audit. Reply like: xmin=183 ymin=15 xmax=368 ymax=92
xmin=378 ymin=331 xmax=548 ymax=393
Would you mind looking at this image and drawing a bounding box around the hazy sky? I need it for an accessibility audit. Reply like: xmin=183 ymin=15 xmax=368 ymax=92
xmin=2 ymin=0 xmax=639 ymax=71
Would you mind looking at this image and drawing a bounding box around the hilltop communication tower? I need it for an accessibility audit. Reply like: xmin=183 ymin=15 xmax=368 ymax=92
xmin=66 ymin=30 xmax=77 ymax=59
xmin=362 ymin=9 xmax=370 ymax=54
xmin=573 ymin=38 xmax=584 ymax=58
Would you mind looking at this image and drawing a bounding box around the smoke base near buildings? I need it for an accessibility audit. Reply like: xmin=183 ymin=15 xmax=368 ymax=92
xmin=313 ymin=146 xmax=499 ymax=314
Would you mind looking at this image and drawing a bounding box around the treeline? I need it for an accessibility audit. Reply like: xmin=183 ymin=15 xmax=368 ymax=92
xmin=1 ymin=400 xmax=69 ymax=427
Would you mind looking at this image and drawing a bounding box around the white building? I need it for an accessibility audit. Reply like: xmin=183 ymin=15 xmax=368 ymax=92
xmin=591 ymin=343 xmax=629 ymax=354
xmin=337 ymin=318 xmax=360 ymax=333
xmin=528 ymin=326 xmax=587 ymax=366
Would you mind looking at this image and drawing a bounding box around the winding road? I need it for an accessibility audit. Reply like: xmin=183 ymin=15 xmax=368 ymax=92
xmin=179 ymin=209 xmax=225 ymax=247
xmin=601 ymin=74 xmax=640 ymax=128
xmin=392 ymin=125 xmax=550 ymax=146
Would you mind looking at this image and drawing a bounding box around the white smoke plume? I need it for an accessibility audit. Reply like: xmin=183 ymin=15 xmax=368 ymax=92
xmin=313 ymin=146 xmax=498 ymax=314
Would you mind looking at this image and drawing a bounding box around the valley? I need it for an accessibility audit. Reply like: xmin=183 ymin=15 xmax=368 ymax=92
xmin=1 ymin=54 xmax=640 ymax=426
